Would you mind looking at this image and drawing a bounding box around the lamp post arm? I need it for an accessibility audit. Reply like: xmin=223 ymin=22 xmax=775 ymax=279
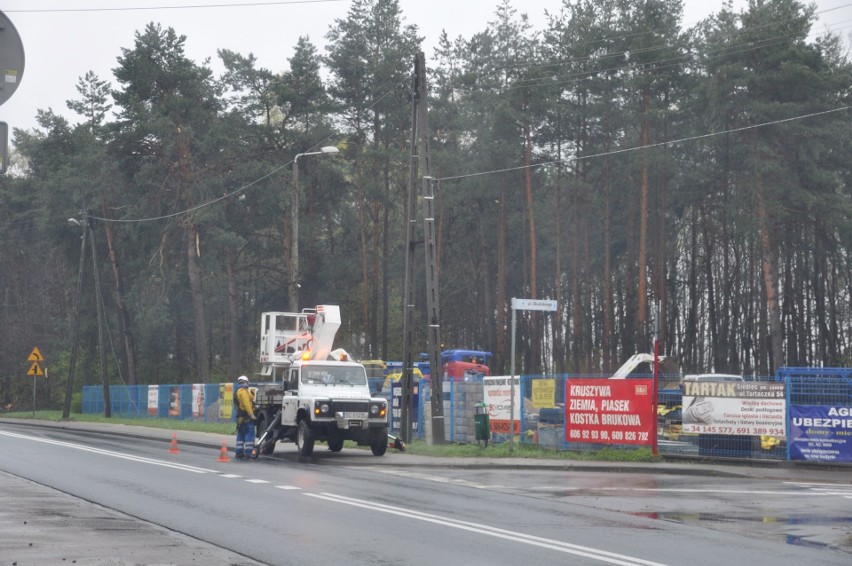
xmin=288 ymin=145 xmax=338 ymax=313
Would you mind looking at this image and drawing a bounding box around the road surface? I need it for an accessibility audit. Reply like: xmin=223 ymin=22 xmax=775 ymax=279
xmin=1 ymin=419 xmax=849 ymax=565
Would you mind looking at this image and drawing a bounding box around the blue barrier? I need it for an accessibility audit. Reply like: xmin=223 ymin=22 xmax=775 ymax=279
xmin=81 ymin=370 xmax=852 ymax=465
xmin=83 ymin=383 xmax=234 ymax=422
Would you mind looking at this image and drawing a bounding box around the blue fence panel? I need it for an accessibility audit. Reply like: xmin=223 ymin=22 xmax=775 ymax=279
xmin=82 ymin=386 xmax=103 ymax=415
xmin=386 ymin=380 xmax=421 ymax=439
xmin=780 ymin=367 xmax=852 ymax=406
xmin=109 ymin=385 xmax=144 ymax=417
xmin=779 ymin=368 xmax=852 ymax=463
xmin=83 ymin=383 xmax=235 ymax=422
xmin=180 ymin=384 xmax=192 ymax=419
xmin=417 ymin=380 xmax=428 ymax=440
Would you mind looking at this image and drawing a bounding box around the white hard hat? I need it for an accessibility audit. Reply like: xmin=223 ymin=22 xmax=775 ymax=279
xmin=237 ymin=375 xmax=249 ymax=383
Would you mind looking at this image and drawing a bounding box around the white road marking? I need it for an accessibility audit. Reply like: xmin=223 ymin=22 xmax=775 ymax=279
xmin=0 ymin=430 xmax=219 ymax=474
xmin=528 ymin=485 xmax=838 ymax=496
xmin=622 ymin=488 xmax=828 ymax=495
xmin=365 ymin=467 xmax=503 ymax=489
xmin=785 ymin=481 xmax=850 ymax=487
xmin=275 ymin=485 xmax=301 ymax=490
xmin=220 ymin=474 xmax=242 ymax=478
xmin=374 ymin=470 xmax=844 ymax=498
xmin=245 ymin=479 xmax=269 ymax=484
xmin=785 ymin=482 xmax=852 ymax=499
xmin=305 ymin=491 xmax=668 ymax=566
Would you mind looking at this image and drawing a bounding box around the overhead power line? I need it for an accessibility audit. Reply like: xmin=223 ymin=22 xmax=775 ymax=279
xmin=89 ymin=77 xmax=409 ymax=225
xmin=33 ymin=1 xmax=846 ymax=223
xmin=92 ymin=104 xmax=849 ymax=224
xmin=466 ymin=3 xmax=852 ymax=77
xmin=438 ymin=106 xmax=850 ymax=182
xmin=4 ymin=0 xmax=346 ymax=14
xmin=89 ymin=158 xmax=293 ymax=224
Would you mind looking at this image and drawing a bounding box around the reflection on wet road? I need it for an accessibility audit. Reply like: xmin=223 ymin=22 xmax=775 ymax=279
xmin=373 ymin=467 xmax=852 ymax=552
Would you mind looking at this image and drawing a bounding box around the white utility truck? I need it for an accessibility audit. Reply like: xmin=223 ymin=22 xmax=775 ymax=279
xmin=252 ymin=305 xmax=389 ymax=457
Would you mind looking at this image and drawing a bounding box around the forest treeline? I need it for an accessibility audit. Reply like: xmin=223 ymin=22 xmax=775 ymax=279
xmin=1 ymin=0 xmax=850 ymax=407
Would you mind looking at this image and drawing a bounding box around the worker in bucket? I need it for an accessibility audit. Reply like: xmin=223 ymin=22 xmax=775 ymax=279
xmin=234 ymin=375 xmax=257 ymax=459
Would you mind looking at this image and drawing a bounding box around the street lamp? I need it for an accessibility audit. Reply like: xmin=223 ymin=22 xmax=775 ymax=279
xmin=63 ymin=212 xmax=111 ymax=419
xmin=290 ymin=146 xmax=339 ymax=312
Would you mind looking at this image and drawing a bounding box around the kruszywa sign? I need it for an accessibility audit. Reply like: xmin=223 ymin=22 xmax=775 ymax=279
xmin=565 ymin=379 xmax=654 ymax=445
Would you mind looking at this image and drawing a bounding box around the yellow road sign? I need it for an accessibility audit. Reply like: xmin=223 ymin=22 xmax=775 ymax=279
xmin=27 ymin=362 xmax=44 ymax=376
xmin=28 ymin=347 xmax=44 ymax=362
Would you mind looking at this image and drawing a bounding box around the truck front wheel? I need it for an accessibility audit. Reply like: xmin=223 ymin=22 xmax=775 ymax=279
xmin=297 ymin=420 xmax=315 ymax=457
xmin=370 ymin=430 xmax=388 ymax=456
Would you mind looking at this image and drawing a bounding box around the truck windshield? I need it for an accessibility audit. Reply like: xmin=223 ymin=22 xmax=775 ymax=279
xmin=301 ymin=366 xmax=367 ymax=386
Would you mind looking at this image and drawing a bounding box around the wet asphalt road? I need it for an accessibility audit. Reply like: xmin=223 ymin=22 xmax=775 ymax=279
xmin=1 ymin=418 xmax=850 ymax=565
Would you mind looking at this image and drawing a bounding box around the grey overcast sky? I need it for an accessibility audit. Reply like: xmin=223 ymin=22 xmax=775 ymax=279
xmin=1 ymin=0 xmax=850 ymax=141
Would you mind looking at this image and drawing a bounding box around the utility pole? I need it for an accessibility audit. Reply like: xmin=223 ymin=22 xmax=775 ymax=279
xmin=401 ymin=52 xmax=445 ymax=445
xmin=63 ymin=211 xmax=111 ymax=418
xmin=63 ymin=213 xmax=88 ymax=419
xmin=417 ymin=52 xmax=445 ymax=444
xmin=88 ymin=214 xmax=111 ymax=418
xmin=400 ymin=53 xmax=420 ymax=444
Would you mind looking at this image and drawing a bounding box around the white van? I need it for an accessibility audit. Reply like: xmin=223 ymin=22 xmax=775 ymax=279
xmin=682 ymin=374 xmax=743 ymax=382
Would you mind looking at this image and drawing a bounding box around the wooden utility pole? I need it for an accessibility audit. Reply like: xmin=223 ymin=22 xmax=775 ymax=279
xmin=400 ymin=53 xmax=419 ymax=444
xmin=88 ymin=216 xmax=111 ymax=418
xmin=401 ymin=52 xmax=445 ymax=444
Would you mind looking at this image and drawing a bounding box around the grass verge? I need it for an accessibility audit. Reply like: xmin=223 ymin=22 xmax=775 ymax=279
xmin=0 ymin=410 xmax=235 ymax=435
xmin=0 ymin=411 xmax=659 ymax=462
xmin=402 ymin=440 xmax=657 ymax=461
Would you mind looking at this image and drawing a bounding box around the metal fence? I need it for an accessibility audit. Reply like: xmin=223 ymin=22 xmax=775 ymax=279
xmin=83 ymin=369 xmax=852 ymax=465
xmin=82 ymin=383 xmax=233 ymax=422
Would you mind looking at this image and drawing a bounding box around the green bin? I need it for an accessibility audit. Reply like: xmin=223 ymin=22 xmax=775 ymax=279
xmin=474 ymin=402 xmax=490 ymax=446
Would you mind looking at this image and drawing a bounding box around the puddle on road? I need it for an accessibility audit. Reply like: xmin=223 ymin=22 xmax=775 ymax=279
xmin=629 ymin=511 xmax=852 ymax=549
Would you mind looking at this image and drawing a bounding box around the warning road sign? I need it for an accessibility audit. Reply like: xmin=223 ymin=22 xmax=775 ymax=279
xmin=28 ymin=347 xmax=44 ymax=362
xmin=27 ymin=362 xmax=44 ymax=376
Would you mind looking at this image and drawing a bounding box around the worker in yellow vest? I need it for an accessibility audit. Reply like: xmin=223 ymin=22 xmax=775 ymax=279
xmin=234 ymin=375 xmax=256 ymax=459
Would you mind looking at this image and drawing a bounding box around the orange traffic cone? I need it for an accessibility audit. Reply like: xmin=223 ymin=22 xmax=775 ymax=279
xmin=168 ymin=432 xmax=180 ymax=454
xmin=218 ymin=439 xmax=231 ymax=463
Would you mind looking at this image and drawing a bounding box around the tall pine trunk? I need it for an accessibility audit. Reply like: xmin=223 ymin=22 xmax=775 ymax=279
xmin=636 ymin=91 xmax=650 ymax=352
xmin=101 ymin=204 xmax=137 ymax=386
xmin=603 ymin=145 xmax=614 ymax=370
xmin=495 ymin=190 xmax=508 ymax=373
xmin=226 ymin=248 xmax=240 ymax=380
xmin=186 ymin=223 xmax=210 ymax=383
xmin=756 ymin=174 xmax=783 ymax=373
xmin=177 ymin=127 xmax=209 ymax=383
xmin=523 ymin=120 xmax=539 ymax=366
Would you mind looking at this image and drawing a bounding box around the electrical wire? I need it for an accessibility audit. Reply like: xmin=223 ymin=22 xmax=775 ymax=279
xmin=508 ymin=19 xmax=852 ymax=92
xmin=88 ymin=76 xmax=410 ymax=225
xmin=437 ymin=106 xmax=850 ymax=182
xmin=89 ymin=159 xmax=294 ymax=223
xmin=456 ymin=3 xmax=852 ymax=79
xmin=3 ymin=0 xmax=347 ymax=14
xmin=500 ymin=17 xmax=852 ymax=92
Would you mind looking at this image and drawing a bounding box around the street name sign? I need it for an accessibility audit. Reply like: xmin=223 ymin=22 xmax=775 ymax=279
xmin=511 ymin=298 xmax=557 ymax=311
